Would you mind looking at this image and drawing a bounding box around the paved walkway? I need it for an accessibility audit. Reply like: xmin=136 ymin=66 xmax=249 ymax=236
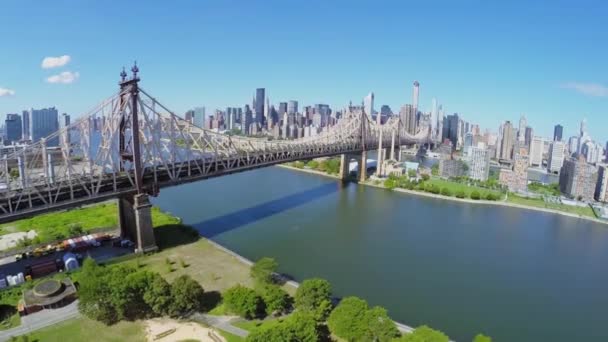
xmin=0 ymin=300 xmax=80 ymax=341
xmin=190 ymin=313 xmax=249 ymax=338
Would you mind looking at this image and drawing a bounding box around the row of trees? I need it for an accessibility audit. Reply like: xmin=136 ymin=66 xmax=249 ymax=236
xmin=77 ymin=258 xmax=205 ymax=324
xmin=384 ymin=175 xmax=501 ymax=201
xmin=238 ymin=258 xmax=493 ymax=342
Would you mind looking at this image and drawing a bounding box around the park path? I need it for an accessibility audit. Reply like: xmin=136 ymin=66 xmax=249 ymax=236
xmin=190 ymin=313 xmax=249 ymax=338
xmin=0 ymin=300 xmax=80 ymax=341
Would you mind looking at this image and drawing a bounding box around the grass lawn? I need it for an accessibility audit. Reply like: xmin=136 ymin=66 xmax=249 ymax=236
xmin=0 ymin=201 xmax=180 ymax=245
xmin=427 ymin=178 xmax=503 ymax=198
xmin=233 ymin=318 xmax=282 ymax=332
xmin=507 ymin=194 xmax=596 ymax=218
xmin=24 ymin=316 xmax=145 ymax=342
xmin=218 ymin=330 xmax=246 ymax=342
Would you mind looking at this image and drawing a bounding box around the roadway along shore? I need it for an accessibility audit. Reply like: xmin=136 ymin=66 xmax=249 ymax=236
xmin=277 ymin=164 xmax=608 ymax=226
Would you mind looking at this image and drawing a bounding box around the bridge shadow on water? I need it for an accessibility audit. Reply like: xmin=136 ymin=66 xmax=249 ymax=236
xmin=192 ymin=182 xmax=342 ymax=238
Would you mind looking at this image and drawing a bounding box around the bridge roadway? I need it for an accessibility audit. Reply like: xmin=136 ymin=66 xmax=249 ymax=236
xmin=0 ymin=146 xmax=379 ymax=224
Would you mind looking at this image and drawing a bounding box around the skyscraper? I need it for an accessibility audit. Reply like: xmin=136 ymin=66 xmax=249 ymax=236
xmin=193 ymin=107 xmax=205 ymax=127
xmin=500 ymin=121 xmax=515 ymax=160
xmin=4 ymin=113 xmax=22 ymax=145
xmin=446 ymin=113 xmax=460 ymax=149
xmin=29 ymin=107 xmax=59 ymax=146
xmin=430 ymin=98 xmax=438 ymax=141
xmin=255 ymin=88 xmax=265 ymax=125
xmin=524 ymin=127 xmax=533 ymax=148
xmin=22 ymin=110 xmax=30 ymax=140
xmin=517 ymin=115 xmax=527 ymax=143
xmin=553 ymin=124 xmax=563 ymax=142
xmin=287 ymin=101 xmax=298 ymax=115
xmin=548 ymin=141 xmax=565 ymax=174
xmin=529 ymin=136 xmax=544 ymax=166
xmin=412 ymin=81 xmax=420 ymax=116
xmin=400 ymin=104 xmax=417 ymax=135
xmin=364 ymin=92 xmax=376 ymax=123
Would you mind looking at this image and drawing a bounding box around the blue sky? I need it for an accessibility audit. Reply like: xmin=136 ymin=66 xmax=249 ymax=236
xmin=1 ymin=0 xmax=607 ymax=140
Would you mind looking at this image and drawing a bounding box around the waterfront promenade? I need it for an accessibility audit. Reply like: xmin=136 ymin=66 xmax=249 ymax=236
xmin=278 ymin=164 xmax=607 ymax=226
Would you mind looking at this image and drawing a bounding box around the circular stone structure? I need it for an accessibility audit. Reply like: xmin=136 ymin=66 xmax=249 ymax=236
xmin=33 ymin=279 xmax=64 ymax=298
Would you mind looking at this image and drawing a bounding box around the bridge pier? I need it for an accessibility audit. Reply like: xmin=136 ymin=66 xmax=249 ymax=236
xmin=359 ymin=150 xmax=367 ymax=182
xmin=339 ymin=154 xmax=350 ymax=180
xmin=118 ymin=194 xmax=158 ymax=253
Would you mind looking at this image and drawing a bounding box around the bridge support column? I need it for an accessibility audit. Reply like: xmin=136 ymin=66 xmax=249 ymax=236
xmin=118 ymin=194 xmax=157 ymax=253
xmin=339 ymin=154 xmax=350 ymax=180
xmin=359 ymin=150 xmax=367 ymax=182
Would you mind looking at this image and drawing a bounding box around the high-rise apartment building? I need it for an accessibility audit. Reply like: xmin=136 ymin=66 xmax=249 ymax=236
xmin=560 ymin=156 xmax=597 ymax=201
xmin=4 ymin=113 xmax=22 ymax=145
xmin=467 ymin=143 xmax=490 ymax=181
xmin=554 ymin=124 xmax=563 ymax=142
xmin=594 ymin=165 xmax=608 ymax=202
xmin=548 ymin=141 xmax=565 ymax=174
xmin=529 ymin=136 xmax=544 ymax=167
xmin=400 ymin=104 xmax=417 ymax=135
xmin=29 ymin=107 xmax=59 ymax=146
xmin=499 ymin=147 xmax=529 ymax=192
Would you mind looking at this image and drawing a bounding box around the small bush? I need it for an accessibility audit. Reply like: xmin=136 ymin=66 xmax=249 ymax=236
xmin=440 ymin=187 xmax=452 ymax=196
xmin=455 ymin=190 xmax=466 ymax=198
xmin=470 ymin=191 xmax=481 ymax=200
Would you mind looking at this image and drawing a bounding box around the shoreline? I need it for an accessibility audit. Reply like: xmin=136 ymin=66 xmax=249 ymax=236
xmin=204 ymin=237 xmax=416 ymax=335
xmin=278 ymin=164 xmax=608 ymax=226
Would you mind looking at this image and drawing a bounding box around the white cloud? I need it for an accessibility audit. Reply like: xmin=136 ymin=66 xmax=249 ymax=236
xmin=46 ymin=71 xmax=80 ymax=84
xmin=0 ymin=88 xmax=15 ymax=97
xmin=41 ymin=55 xmax=71 ymax=69
xmin=561 ymin=82 xmax=608 ymax=97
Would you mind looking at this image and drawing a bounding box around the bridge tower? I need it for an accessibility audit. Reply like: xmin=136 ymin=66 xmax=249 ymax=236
xmin=116 ymin=64 xmax=158 ymax=253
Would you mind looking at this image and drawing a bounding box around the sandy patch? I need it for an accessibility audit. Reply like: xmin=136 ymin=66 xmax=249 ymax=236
xmin=145 ymin=318 xmax=225 ymax=342
xmin=0 ymin=230 xmax=37 ymax=251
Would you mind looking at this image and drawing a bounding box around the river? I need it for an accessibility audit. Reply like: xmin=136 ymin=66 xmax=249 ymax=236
xmin=151 ymin=166 xmax=608 ymax=342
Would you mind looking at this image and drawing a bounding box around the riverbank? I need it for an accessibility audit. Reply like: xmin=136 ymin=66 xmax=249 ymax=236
xmin=280 ymin=164 xmax=608 ymax=226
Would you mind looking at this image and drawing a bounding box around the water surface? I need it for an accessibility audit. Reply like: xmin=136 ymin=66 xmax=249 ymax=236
xmin=152 ymin=167 xmax=608 ymax=342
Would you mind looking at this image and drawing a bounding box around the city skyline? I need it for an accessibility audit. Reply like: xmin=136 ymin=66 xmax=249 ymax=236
xmin=1 ymin=1 xmax=607 ymax=141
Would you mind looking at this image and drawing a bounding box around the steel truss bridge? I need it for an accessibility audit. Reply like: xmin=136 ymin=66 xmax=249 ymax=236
xmin=0 ymin=67 xmax=429 ymax=250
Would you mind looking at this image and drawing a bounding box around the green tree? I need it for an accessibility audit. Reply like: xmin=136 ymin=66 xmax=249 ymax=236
xmin=295 ymin=278 xmax=332 ymax=321
xmin=169 ymin=275 xmax=205 ymax=317
xmin=114 ymin=270 xmax=156 ymax=320
xmin=365 ymin=306 xmax=399 ymax=341
xmin=328 ymin=297 xmax=369 ymax=341
xmin=9 ymin=168 xmax=19 ymax=179
xmin=306 ymin=160 xmax=319 ymax=169
xmin=470 ymin=191 xmax=481 ymax=200
xmin=421 ymin=174 xmax=430 ymax=181
xmin=251 ymin=257 xmax=278 ymax=284
xmin=77 ymin=258 xmax=121 ymax=324
xmin=246 ymin=312 xmax=319 ymax=342
xmin=224 ymin=285 xmax=263 ymax=319
xmin=473 ymin=333 xmax=492 ymax=342
xmin=395 ymin=325 xmax=449 ymax=342
xmin=143 ymin=273 xmax=172 ymax=316
xmin=260 ymin=284 xmax=290 ymax=315
xmin=408 ymin=169 xmax=417 ymax=178
xmin=384 ymin=178 xmax=397 ymax=190
xmin=431 ymin=164 xmax=439 ymax=176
